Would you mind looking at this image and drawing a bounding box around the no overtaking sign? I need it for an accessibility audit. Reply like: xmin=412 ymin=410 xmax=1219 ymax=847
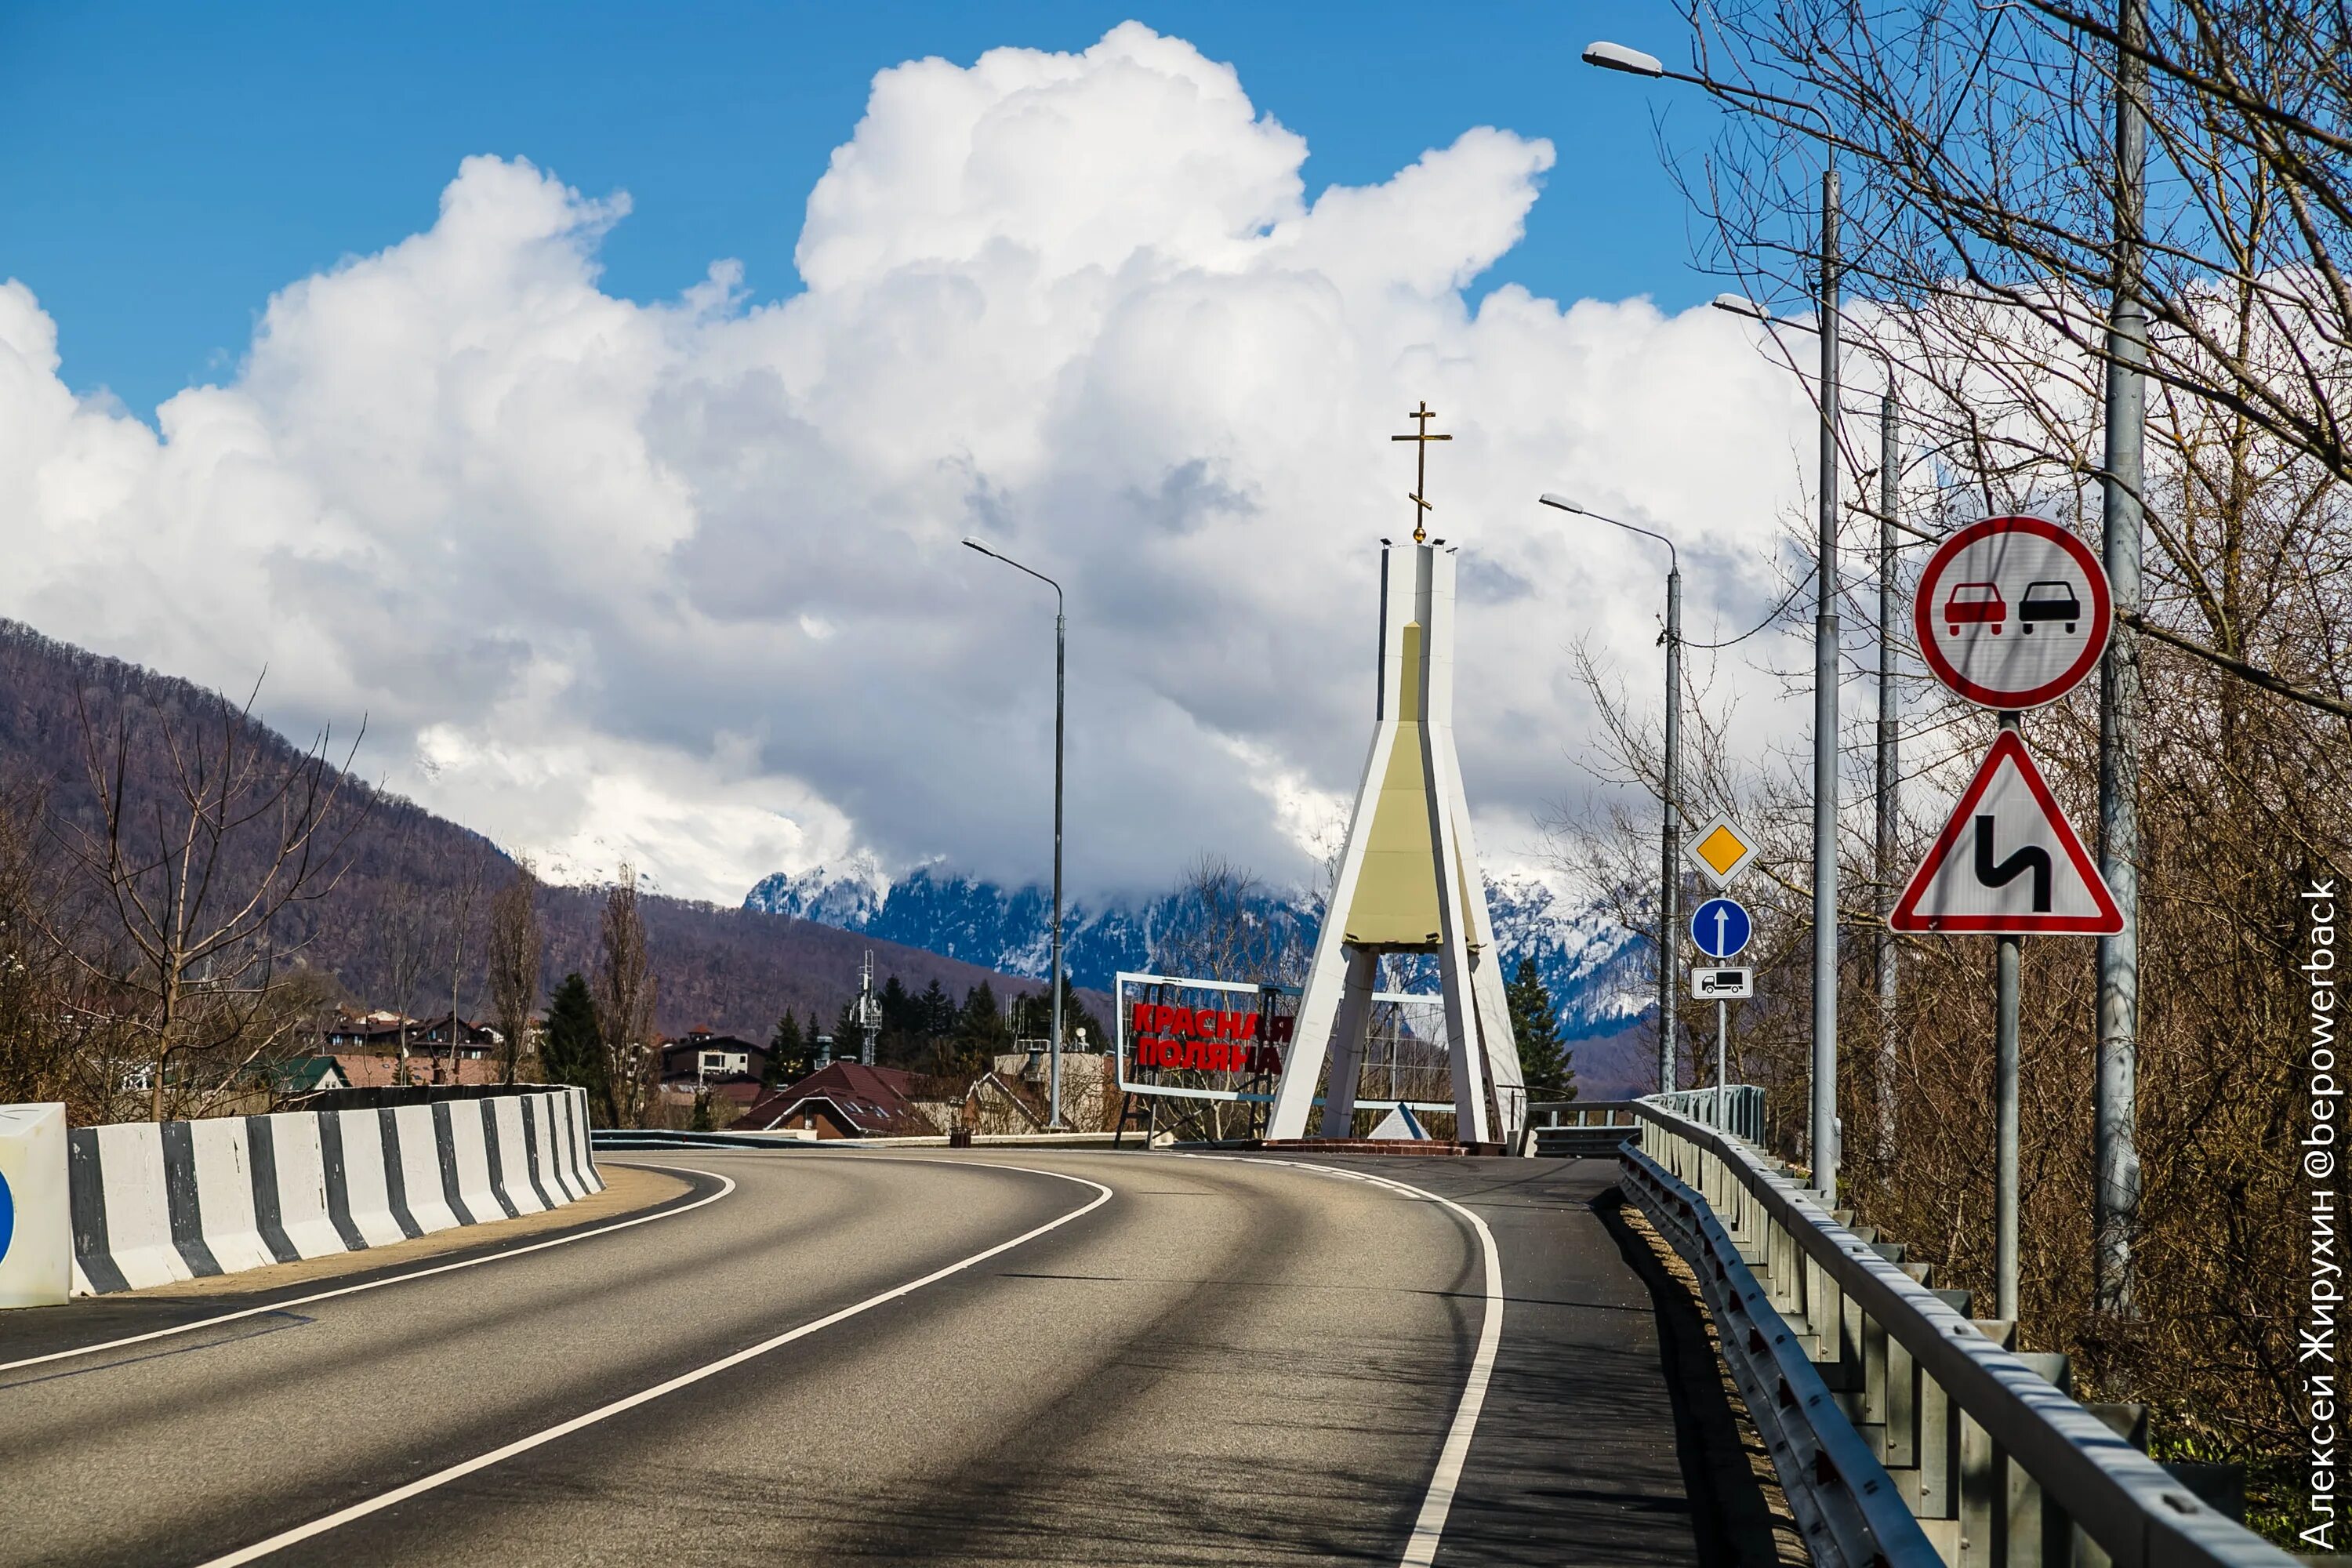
xmin=1915 ymin=516 xmax=2111 ymax=710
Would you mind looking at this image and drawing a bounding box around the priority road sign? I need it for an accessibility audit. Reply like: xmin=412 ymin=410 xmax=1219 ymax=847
xmin=1888 ymin=731 xmax=2122 ymax=935
xmin=1915 ymin=516 xmax=2111 ymax=710
xmin=1685 ymin=814 xmax=1759 ymax=888
xmin=1691 ymin=966 xmax=1752 ymax=1000
xmin=1690 ymin=896 xmax=1752 ymax=960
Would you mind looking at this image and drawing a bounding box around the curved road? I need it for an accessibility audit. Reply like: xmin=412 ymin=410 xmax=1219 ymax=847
xmin=0 ymin=1150 xmax=1782 ymax=1566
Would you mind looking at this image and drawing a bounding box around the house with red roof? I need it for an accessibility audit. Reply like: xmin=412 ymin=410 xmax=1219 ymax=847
xmin=733 ymin=1062 xmax=943 ymax=1139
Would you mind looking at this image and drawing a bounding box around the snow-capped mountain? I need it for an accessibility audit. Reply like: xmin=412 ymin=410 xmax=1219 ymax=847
xmin=743 ymin=865 xmax=1649 ymax=1040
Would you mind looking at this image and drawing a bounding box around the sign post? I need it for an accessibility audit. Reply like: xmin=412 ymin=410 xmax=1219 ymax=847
xmin=1690 ymin=893 xmax=1753 ymax=1130
xmin=1899 ymin=516 xmax=2115 ymax=1319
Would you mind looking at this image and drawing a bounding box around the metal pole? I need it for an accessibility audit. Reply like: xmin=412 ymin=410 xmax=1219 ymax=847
xmin=1812 ymin=165 xmax=1844 ymax=1201
xmin=1050 ymin=604 xmax=1067 ymax=1130
xmin=1876 ymin=380 xmax=1900 ymax=1166
xmin=1997 ymin=924 xmax=2022 ymax=1322
xmin=1716 ymin=997 xmax=1728 ymax=1128
xmin=1995 ymin=707 xmax=2023 ymax=1321
xmin=1662 ymin=565 xmax=1683 ymax=1094
xmin=2095 ymin=0 xmax=2148 ymax=1319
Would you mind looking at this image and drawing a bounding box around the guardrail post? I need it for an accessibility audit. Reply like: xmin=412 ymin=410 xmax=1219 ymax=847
xmin=1958 ymin=1403 xmax=2001 ymax=1567
xmin=1898 ymin=1288 xmax=1969 ymax=1550
xmin=2009 ymin=1352 xmax=2074 ymax=1567
xmin=1959 ymin=1322 xmax=2017 ymax=1566
xmin=2072 ymin=1406 xmax=2146 ymax=1568
xmin=1860 ymin=1300 xmax=1891 ymax=1459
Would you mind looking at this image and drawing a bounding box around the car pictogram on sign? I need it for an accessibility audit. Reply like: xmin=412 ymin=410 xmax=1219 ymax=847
xmin=2018 ymin=579 xmax=2080 ymax=634
xmin=1944 ymin=581 xmax=2006 ymax=635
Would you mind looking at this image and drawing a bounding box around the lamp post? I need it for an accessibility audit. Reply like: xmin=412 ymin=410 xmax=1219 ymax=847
xmin=1714 ymin=292 xmax=1915 ymax=1166
xmin=961 ymin=535 xmax=1069 ymax=1131
xmin=1538 ymin=495 xmax=1680 ymax=1094
xmin=1586 ymin=38 xmax=1844 ymax=1199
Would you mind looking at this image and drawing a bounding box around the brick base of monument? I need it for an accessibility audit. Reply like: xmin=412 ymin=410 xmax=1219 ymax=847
xmin=1253 ymin=1138 xmax=1507 ymax=1157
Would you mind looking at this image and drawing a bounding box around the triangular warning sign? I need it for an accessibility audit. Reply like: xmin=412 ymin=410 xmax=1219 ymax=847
xmin=1889 ymin=731 xmax=2123 ymax=935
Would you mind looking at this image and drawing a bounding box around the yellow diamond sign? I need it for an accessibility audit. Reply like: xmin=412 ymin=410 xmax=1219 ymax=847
xmin=1686 ymin=814 xmax=1757 ymax=889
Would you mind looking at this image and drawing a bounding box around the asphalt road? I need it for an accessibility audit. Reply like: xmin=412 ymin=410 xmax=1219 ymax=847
xmin=0 ymin=1148 xmax=1783 ymax=1566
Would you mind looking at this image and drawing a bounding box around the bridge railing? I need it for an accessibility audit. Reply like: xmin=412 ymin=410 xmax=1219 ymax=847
xmin=1621 ymin=1098 xmax=2290 ymax=1568
xmin=1526 ymin=1098 xmax=1642 ymax=1158
xmin=1645 ymin=1083 xmax=1766 ymax=1142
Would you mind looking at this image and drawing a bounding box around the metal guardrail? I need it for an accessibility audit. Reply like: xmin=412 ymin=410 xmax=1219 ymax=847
xmin=1648 ymin=1083 xmax=1766 ymax=1144
xmin=1622 ymin=1100 xmax=2292 ymax=1568
xmin=1527 ymin=1099 xmax=1644 ymax=1157
xmin=593 ymin=1129 xmax=821 ymax=1149
xmin=591 ymin=1128 xmax=1142 ymax=1152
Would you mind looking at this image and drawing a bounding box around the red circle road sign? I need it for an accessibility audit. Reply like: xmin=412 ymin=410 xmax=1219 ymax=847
xmin=1914 ymin=516 xmax=2111 ymax=709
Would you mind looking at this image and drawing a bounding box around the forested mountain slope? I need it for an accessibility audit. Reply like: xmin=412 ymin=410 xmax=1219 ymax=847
xmin=0 ymin=620 xmax=1035 ymax=1040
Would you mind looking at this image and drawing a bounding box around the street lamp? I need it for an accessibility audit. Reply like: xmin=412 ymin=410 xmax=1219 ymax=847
xmin=1715 ymin=291 xmax=1911 ymax=1167
xmin=1588 ymin=40 xmax=1846 ymax=1201
xmin=961 ymin=535 xmax=1069 ymax=1131
xmin=1538 ymin=495 xmax=1681 ymax=1097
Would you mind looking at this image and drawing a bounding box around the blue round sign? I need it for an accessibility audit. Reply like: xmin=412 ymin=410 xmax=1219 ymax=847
xmin=0 ymin=1164 xmax=13 ymax=1268
xmin=1691 ymin=897 xmax=1752 ymax=960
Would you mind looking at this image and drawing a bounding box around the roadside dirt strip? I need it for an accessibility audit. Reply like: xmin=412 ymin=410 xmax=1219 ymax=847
xmin=0 ymin=1149 xmax=1788 ymax=1566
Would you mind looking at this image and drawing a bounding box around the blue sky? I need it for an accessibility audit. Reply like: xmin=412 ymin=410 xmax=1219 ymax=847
xmin=0 ymin=1 xmax=1722 ymax=417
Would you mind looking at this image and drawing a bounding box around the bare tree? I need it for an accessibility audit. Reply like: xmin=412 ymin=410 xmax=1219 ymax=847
xmin=370 ymin=837 xmax=435 ymax=1084
xmin=0 ymin=778 xmax=78 ymax=1110
xmin=485 ymin=856 xmax=543 ymax=1085
xmin=438 ymin=848 xmax=489 ymax=1084
xmin=593 ymin=863 xmax=657 ymax=1127
xmin=46 ymin=681 xmax=364 ymax=1120
xmin=1150 ymin=854 xmax=1312 ymax=985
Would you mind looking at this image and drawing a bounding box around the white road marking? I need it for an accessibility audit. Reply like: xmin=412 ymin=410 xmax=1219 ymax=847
xmin=194 ymin=1162 xmax=1114 ymax=1567
xmin=0 ymin=1160 xmax=735 ymax=1376
xmin=1176 ymin=1152 xmax=1505 ymax=1568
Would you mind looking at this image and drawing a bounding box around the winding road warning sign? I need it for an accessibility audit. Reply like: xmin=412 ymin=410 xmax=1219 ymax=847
xmin=1915 ymin=516 xmax=2111 ymax=710
xmin=1889 ymin=731 xmax=2122 ymax=935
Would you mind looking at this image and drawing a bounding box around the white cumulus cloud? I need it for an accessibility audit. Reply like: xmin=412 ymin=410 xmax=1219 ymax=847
xmin=0 ymin=21 xmax=1823 ymax=903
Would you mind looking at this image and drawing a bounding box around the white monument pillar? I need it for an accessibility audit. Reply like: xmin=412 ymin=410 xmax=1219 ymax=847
xmin=1267 ymin=536 xmax=1524 ymax=1145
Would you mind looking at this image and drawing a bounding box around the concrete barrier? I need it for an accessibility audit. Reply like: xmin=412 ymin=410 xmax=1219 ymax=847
xmin=63 ymin=1086 xmax=600 ymax=1298
xmin=0 ymin=1103 xmax=69 ymax=1307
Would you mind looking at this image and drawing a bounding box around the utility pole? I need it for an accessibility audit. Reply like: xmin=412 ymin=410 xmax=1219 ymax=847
xmin=1876 ymin=382 xmax=1900 ymax=1164
xmin=1536 ymin=495 xmax=1681 ymax=1095
xmin=1812 ymin=165 xmax=1844 ymax=1203
xmin=1662 ymin=563 xmax=1682 ymax=1094
xmin=2096 ymin=0 xmax=2148 ymax=1317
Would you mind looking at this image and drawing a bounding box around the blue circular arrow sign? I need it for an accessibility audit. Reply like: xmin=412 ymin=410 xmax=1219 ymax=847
xmin=1691 ymin=897 xmax=1752 ymax=960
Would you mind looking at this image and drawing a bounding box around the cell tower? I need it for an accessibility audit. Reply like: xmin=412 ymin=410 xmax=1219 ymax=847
xmin=852 ymin=949 xmax=883 ymax=1068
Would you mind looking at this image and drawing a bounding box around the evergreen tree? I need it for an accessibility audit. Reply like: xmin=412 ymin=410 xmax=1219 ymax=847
xmin=1011 ymin=971 xmax=1105 ymax=1050
xmin=1505 ymin=958 xmax=1574 ymax=1100
xmin=542 ymin=973 xmax=608 ymax=1110
xmin=959 ymin=983 xmax=1011 ymax=1054
xmin=880 ymin=975 xmax=916 ymax=1035
xmin=918 ymin=978 xmax=954 ymax=1036
xmin=766 ymin=1012 xmax=808 ymax=1087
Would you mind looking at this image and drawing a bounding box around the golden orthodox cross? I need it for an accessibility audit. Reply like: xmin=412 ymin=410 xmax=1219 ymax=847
xmin=1391 ymin=401 xmax=1450 ymax=543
